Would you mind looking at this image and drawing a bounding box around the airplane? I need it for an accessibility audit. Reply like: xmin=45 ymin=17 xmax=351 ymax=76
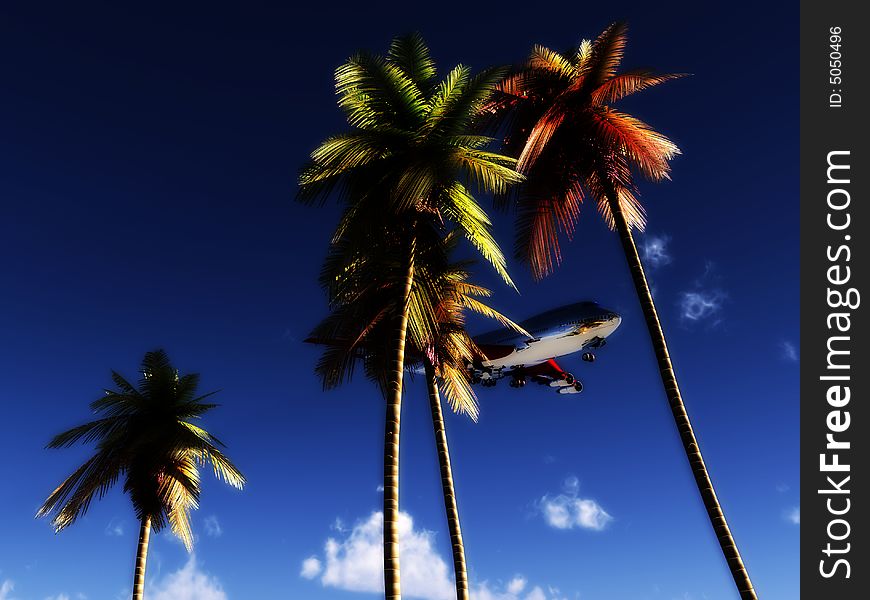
xmin=469 ymin=301 xmax=622 ymax=394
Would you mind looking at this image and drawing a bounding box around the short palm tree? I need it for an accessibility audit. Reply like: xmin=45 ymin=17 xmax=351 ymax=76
xmin=299 ymin=33 xmax=521 ymax=600
xmin=37 ymin=350 xmax=245 ymax=600
xmin=311 ymin=232 xmax=524 ymax=600
xmin=486 ymin=23 xmax=757 ymax=599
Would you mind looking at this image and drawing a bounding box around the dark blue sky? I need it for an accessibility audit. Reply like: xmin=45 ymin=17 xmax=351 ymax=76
xmin=1 ymin=2 xmax=797 ymax=599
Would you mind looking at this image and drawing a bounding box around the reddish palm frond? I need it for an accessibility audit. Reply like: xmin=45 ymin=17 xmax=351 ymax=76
xmin=591 ymin=71 xmax=687 ymax=105
xmin=586 ymin=22 xmax=629 ymax=87
xmin=584 ymin=168 xmax=646 ymax=231
xmin=516 ymin=105 xmax=566 ymax=172
xmin=590 ymin=109 xmax=679 ymax=180
xmin=515 ymin=156 xmax=585 ymax=279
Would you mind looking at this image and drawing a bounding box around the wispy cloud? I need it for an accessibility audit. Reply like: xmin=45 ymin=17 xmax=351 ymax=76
xmin=105 ymin=518 xmax=124 ymax=537
xmin=780 ymin=341 xmax=799 ymax=362
xmin=679 ymin=291 xmax=723 ymax=322
xmin=785 ymin=507 xmax=800 ymax=525
xmin=203 ymin=515 xmax=222 ymax=538
xmin=538 ymin=476 xmax=613 ymax=532
xmin=677 ymin=263 xmax=726 ymax=326
xmin=148 ymin=555 xmax=227 ymax=600
xmin=0 ymin=580 xmax=15 ymax=600
xmin=301 ymin=511 xmax=569 ymax=600
xmin=44 ymin=595 xmax=71 ymax=600
xmin=640 ymin=234 xmax=673 ymax=269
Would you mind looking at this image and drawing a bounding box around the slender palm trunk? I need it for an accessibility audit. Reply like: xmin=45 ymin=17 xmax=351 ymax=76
xmin=424 ymin=360 xmax=469 ymax=600
xmin=608 ymin=194 xmax=757 ymax=600
xmin=132 ymin=516 xmax=152 ymax=600
xmin=384 ymin=240 xmax=415 ymax=600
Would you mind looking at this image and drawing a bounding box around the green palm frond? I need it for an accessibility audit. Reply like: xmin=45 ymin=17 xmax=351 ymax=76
xmin=388 ymin=33 xmax=437 ymax=88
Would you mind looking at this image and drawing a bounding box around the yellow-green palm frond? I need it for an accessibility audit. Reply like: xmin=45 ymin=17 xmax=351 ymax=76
xmin=335 ymin=53 xmax=427 ymax=130
xmin=388 ymin=33 xmax=436 ymax=88
xmin=441 ymin=183 xmax=515 ymax=289
xmin=438 ymin=360 xmax=479 ymax=421
xmin=459 ymin=295 xmax=529 ymax=337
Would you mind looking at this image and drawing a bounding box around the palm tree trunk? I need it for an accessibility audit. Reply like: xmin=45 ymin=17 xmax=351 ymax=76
xmin=384 ymin=240 xmax=415 ymax=600
xmin=424 ymin=360 xmax=469 ymax=600
xmin=132 ymin=516 xmax=151 ymax=600
xmin=608 ymin=193 xmax=757 ymax=600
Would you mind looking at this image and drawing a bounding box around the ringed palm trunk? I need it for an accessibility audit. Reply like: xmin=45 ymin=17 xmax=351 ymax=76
xmin=384 ymin=239 xmax=415 ymax=600
xmin=132 ymin=516 xmax=152 ymax=600
xmin=608 ymin=191 xmax=758 ymax=600
xmin=424 ymin=360 xmax=469 ymax=600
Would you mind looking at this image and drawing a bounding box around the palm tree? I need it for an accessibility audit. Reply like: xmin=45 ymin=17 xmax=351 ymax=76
xmin=311 ymin=232 xmax=524 ymax=600
xmin=37 ymin=350 xmax=245 ymax=600
xmin=298 ymin=33 xmax=521 ymax=600
xmin=486 ymin=23 xmax=757 ymax=600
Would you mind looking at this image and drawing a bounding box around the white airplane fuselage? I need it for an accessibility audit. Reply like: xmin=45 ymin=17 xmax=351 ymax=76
xmin=471 ymin=301 xmax=621 ymax=392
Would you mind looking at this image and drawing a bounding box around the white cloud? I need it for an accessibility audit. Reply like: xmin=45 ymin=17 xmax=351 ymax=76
xmin=780 ymin=341 xmax=799 ymax=362
xmin=1 ymin=580 xmax=15 ymax=600
xmin=44 ymin=595 xmax=70 ymax=600
xmin=203 ymin=516 xmax=222 ymax=538
xmin=313 ymin=511 xmax=453 ymax=600
xmin=506 ymin=576 xmax=526 ymax=595
xmin=525 ymin=589 xmax=546 ymax=600
xmin=302 ymin=512 xmax=568 ymax=600
xmin=300 ymin=557 xmax=322 ymax=579
xmin=148 ymin=555 xmax=227 ymax=600
xmin=679 ymin=291 xmax=723 ymax=322
xmin=538 ymin=477 xmax=612 ymax=531
xmin=641 ymin=234 xmax=672 ymax=269
xmin=786 ymin=507 xmax=800 ymax=525
xmin=473 ymin=581 xmax=565 ymax=600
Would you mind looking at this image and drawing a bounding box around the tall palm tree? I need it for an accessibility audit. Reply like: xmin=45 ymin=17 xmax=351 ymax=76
xmin=486 ymin=23 xmax=757 ymax=600
xmin=37 ymin=350 xmax=245 ymax=600
xmin=311 ymin=232 xmax=524 ymax=600
xmin=299 ymin=33 xmax=521 ymax=600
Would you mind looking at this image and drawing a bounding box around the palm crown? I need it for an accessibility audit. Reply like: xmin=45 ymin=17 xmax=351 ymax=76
xmin=37 ymin=350 xmax=245 ymax=550
xmin=485 ymin=22 xmax=683 ymax=278
xmin=298 ymin=33 xmax=524 ymax=287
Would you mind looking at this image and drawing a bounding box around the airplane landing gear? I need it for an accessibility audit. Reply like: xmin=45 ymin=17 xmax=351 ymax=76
xmin=582 ymin=352 xmax=595 ymax=362
xmin=509 ymin=377 xmax=526 ymax=388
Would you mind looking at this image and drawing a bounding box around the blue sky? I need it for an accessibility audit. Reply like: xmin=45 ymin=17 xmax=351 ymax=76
xmin=0 ymin=2 xmax=797 ymax=599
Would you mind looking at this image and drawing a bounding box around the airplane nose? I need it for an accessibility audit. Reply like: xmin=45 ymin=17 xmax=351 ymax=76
xmin=607 ymin=312 xmax=622 ymax=328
